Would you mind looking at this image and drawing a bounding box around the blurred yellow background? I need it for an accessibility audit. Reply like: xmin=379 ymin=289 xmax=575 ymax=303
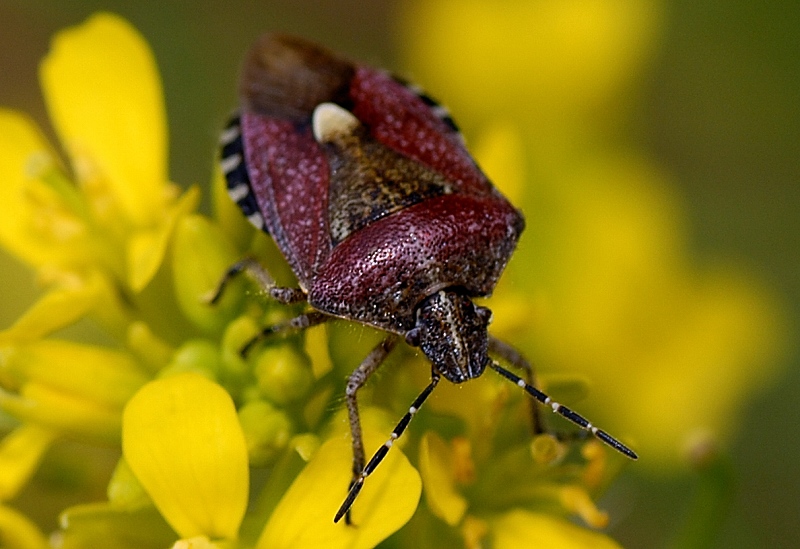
xmin=1 ymin=1 xmax=797 ymax=547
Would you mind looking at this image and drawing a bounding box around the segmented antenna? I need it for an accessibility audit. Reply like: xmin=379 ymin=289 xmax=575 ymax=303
xmin=489 ymin=361 xmax=638 ymax=460
xmin=334 ymin=375 xmax=441 ymax=523
xmin=334 ymin=363 xmax=637 ymax=523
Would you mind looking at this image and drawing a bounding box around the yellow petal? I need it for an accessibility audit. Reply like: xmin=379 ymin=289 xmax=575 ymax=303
xmin=126 ymin=321 xmax=175 ymax=374
xmin=107 ymin=458 xmax=150 ymax=508
xmin=257 ymin=411 xmax=421 ymax=549
xmin=558 ymin=486 xmax=609 ymax=529
xmin=418 ymin=432 xmax=468 ymax=526
xmin=2 ymin=340 xmax=149 ymax=409
xmin=128 ymin=186 xmax=200 ymax=291
xmin=492 ymin=510 xmax=622 ymax=549
xmin=122 ymin=373 xmax=249 ymax=540
xmin=0 ymin=504 xmax=49 ymax=549
xmin=1 ymin=382 xmax=122 ymax=444
xmin=0 ymin=424 xmax=57 ymax=501
xmin=529 ymin=155 xmax=788 ymax=468
xmin=40 ymin=13 xmax=168 ymax=226
xmin=0 ymin=281 xmax=102 ymax=345
xmin=620 ymin=267 xmax=787 ymax=466
xmin=0 ymin=109 xmax=65 ymax=266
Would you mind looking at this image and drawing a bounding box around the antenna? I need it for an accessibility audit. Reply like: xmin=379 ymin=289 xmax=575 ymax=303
xmin=489 ymin=361 xmax=638 ymax=460
xmin=333 ymin=363 xmax=637 ymax=523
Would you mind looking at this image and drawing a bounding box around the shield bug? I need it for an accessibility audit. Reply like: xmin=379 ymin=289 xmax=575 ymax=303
xmin=217 ymin=34 xmax=637 ymax=524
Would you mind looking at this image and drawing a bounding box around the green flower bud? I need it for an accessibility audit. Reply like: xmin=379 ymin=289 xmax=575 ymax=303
xmin=160 ymin=339 xmax=220 ymax=380
xmin=530 ymin=434 xmax=565 ymax=465
xmin=254 ymin=345 xmax=312 ymax=406
xmin=238 ymin=399 xmax=293 ymax=466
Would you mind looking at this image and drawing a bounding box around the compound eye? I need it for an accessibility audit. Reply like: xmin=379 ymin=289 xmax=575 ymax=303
xmin=405 ymin=327 xmax=422 ymax=347
xmin=476 ymin=306 xmax=493 ymax=325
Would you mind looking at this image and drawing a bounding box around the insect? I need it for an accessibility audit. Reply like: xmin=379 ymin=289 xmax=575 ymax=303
xmin=217 ymin=34 xmax=637 ymax=524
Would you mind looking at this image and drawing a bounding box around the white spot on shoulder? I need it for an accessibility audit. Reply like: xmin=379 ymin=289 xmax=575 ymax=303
xmin=312 ymin=102 xmax=360 ymax=144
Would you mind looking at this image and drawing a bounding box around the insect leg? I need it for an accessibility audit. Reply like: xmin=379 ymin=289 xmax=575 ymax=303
xmin=206 ymin=257 xmax=307 ymax=305
xmin=240 ymin=311 xmax=329 ymax=357
xmin=342 ymin=335 xmax=398 ymax=524
xmin=335 ymin=372 xmax=441 ymax=524
xmin=489 ymin=362 xmax=638 ymax=460
xmin=488 ymin=336 xmax=544 ymax=434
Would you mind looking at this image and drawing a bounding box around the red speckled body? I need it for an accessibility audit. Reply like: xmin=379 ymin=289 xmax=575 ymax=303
xmin=233 ymin=50 xmax=523 ymax=335
xmin=311 ymin=194 xmax=520 ymax=331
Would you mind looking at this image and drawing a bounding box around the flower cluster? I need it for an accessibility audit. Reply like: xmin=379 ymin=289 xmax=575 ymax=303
xmin=0 ymin=12 xmax=634 ymax=549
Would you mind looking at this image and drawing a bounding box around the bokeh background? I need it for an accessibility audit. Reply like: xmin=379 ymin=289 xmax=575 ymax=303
xmin=0 ymin=1 xmax=797 ymax=548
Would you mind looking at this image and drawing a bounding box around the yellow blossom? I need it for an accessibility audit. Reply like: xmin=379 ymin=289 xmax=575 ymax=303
xmin=39 ymin=12 xmax=168 ymax=228
xmin=122 ymin=373 xmax=249 ymax=541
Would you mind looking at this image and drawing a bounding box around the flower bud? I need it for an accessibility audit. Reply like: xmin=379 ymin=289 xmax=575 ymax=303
xmin=238 ymin=400 xmax=293 ymax=466
xmin=254 ymin=345 xmax=312 ymax=406
xmin=160 ymin=339 xmax=220 ymax=380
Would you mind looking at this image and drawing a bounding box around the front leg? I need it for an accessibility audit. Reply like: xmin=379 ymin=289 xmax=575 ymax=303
xmin=344 ymin=335 xmax=398 ymax=523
